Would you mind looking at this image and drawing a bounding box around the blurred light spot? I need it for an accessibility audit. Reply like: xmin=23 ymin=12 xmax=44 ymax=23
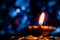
xmin=22 ymin=15 xmax=27 ymax=23
xmin=57 ymin=16 xmax=60 ymax=20
xmin=51 ymin=26 xmax=60 ymax=35
xmin=28 ymin=26 xmax=32 ymax=29
xmin=21 ymin=6 xmax=26 ymax=11
xmin=11 ymin=12 xmax=17 ymax=17
xmin=15 ymin=0 xmax=23 ymax=6
xmin=8 ymin=25 xmax=12 ymax=29
xmin=9 ymin=7 xmax=19 ymax=18
xmin=0 ymin=30 xmax=6 ymax=35
xmin=57 ymin=10 xmax=60 ymax=20
xmin=41 ymin=6 xmax=46 ymax=11
xmin=8 ymin=30 xmax=15 ymax=35
xmin=55 ymin=28 xmax=60 ymax=32
xmin=48 ymin=1 xmax=56 ymax=7
xmin=59 ymin=12 xmax=60 ymax=15
xmin=16 ymin=8 xmax=21 ymax=13
xmin=10 ymin=36 xmax=15 ymax=39
xmin=58 ymin=10 xmax=60 ymax=15
xmin=9 ymin=11 xmax=18 ymax=18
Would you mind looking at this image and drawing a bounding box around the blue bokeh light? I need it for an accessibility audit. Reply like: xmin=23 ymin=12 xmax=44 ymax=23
xmin=16 ymin=8 xmax=21 ymax=13
xmin=57 ymin=16 xmax=60 ymax=20
xmin=51 ymin=26 xmax=60 ymax=35
xmin=41 ymin=6 xmax=46 ymax=11
xmin=57 ymin=10 xmax=60 ymax=20
xmin=15 ymin=0 xmax=23 ymax=6
xmin=21 ymin=6 xmax=26 ymax=11
xmin=0 ymin=30 xmax=6 ymax=35
xmin=55 ymin=28 xmax=60 ymax=33
xmin=9 ymin=8 xmax=18 ymax=18
xmin=22 ymin=15 xmax=28 ymax=23
xmin=8 ymin=25 xmax=12 ymax=30
xmin=9 ymin=11 xmax=17 ymax=18
xmin=48 ymin=1 xmax=56 ymax=7
xmin=15 ymin=0 xmax=30 ymax=7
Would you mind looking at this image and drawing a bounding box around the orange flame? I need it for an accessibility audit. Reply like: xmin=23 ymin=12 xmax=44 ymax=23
xmin=39 ymin=12 xmax=45 ymax=25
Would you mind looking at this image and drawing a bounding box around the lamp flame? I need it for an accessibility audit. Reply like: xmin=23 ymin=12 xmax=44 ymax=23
xmin=39 ymin=12 xmax=45 ymax=25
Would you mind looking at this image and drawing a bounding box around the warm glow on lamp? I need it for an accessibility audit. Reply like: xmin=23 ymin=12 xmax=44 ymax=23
xmin=29 ymin=26 xmax=32 ymax=29
xmin=39 ymin=12 xmax=56 ymax=30
xmin=39 ymin=12 xmax=45 ymax=25
xmin=28 ymin=12 xmax=56 ymax=30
